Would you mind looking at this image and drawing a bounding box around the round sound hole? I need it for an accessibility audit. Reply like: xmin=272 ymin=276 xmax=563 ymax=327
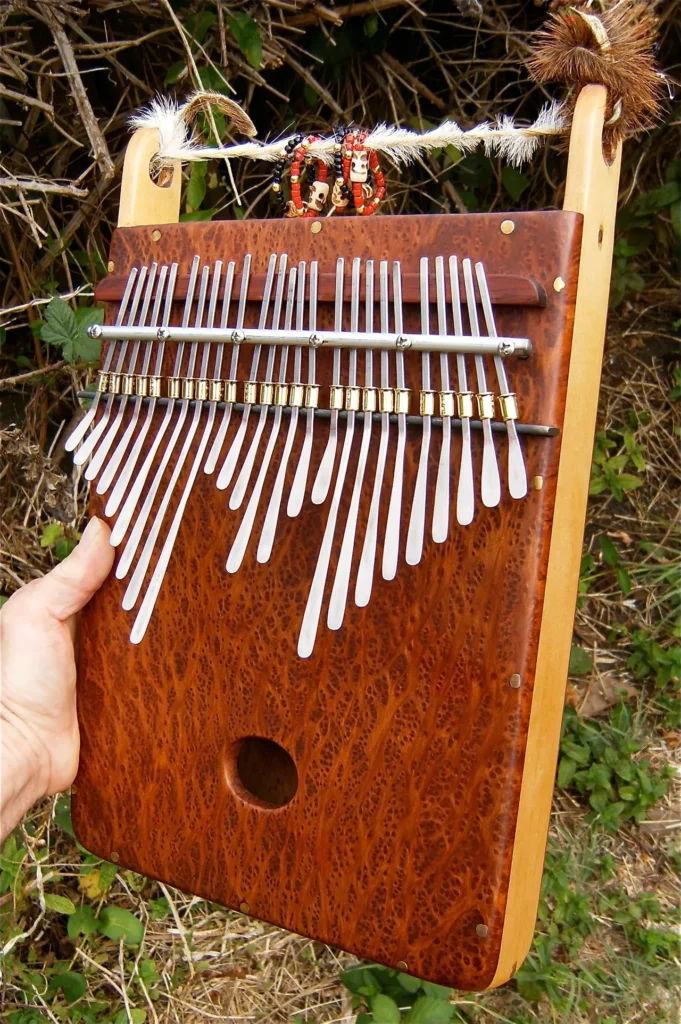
xmin=227 ymin=737 xmax=298 ymax=809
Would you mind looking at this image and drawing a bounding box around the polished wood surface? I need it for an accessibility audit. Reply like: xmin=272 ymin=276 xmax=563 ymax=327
xmin=73 ymin=208 xmax=583 ymax=990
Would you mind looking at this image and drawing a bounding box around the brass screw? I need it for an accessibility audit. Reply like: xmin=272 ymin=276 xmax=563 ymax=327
xmin=553 ymin=276 xmax=565 ymax=292
xmin=110 ymin=852 xmax=120 ymax=863
xmin=509 ymin=673 xmax=521 ymax=689
xmin=532 ymin=475 xmax=544 ymax=491
xmin=396 ymin=961 xmax=409 ymax=972
xmin=151 ymin=229 xmax=162 ymax=242
xmin=476 ymin=924 xmax=489 ymax=938
xmin=107 ymin=260 xmax=115 ymax=273
xmin=311 ymin=221 xmax=322 ymax=234
xmin=239 ymin=901 xmax=250 ymax=915
xmin=500 ymin=219 xmax=515 ymax=235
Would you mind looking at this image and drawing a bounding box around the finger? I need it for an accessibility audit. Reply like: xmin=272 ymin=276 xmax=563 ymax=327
xmin=12 ymin=518 xmax=115 ymax=625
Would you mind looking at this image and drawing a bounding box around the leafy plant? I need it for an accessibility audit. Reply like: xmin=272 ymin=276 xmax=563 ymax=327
xmin=342 ymin=964 xmax=459 ymax=1022
xmin=40 ymin=297 xmax=103 ymax=362
xmin=40 ymin=522 xmax=79 ymax=561
xmin=590 ymin=427 xmax=646 ymax=501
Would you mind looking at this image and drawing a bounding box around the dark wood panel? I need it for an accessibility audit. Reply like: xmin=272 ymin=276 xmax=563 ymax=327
xmin=73 ymin=210 xmax=582 ymax=990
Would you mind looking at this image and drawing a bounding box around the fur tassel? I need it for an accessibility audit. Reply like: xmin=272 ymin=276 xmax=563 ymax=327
xmin=528 ymin=1 xmax=664 ymax=146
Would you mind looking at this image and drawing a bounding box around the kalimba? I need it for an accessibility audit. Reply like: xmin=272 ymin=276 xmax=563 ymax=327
xmin=71 ymin=86 xmax=621 ymax=990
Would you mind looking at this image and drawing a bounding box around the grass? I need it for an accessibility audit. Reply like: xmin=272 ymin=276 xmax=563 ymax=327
xmin=1 ymin=1 xmax=679 ymax=1022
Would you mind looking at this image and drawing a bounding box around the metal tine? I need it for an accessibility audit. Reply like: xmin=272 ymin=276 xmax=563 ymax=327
xmin=129 ymin=264 xmax=230 ymax=643
xmin=98 ymin=265 xmax=171 ymax=497
xmin=216 ymin=253 xmax=279 ymax=491
xmin=449 ymin=256 xmax=475 ymax=526
xmin=73 ymin=266 xmax=149 ymax=467
xmin=462 ymin=258 xmax=501 ymax=508
xmin=228 ymin=254 xmax=288 ymax=509
xmin=382 ymin=260 xmax=407 ymax=580
xmin=258 ymin=260 xmax=306 ymax=562
xmin=286 ymin=260 xmax=318 ymax=517
xmin=405 ymin=256 xmax=433 ymax=566
xmin=298 ymin=257 xmax=360 ymax=659
xmin=204 ymin=256 xmax=249 ymax=474
xmin=65 ymin=268 xmax=139 ymax=452
xmin=475 ymin=261 xmax=527 ymax=499
xmin=121 ymin=262 xmax=214 ymax=605
xmin=226 ymin=266 xmax=297 ymax=573
xmin=432 ymin=255 xmax=451 ymax=543
xmin=109 ymin=256 xmax=200 ymax=547
xmin=115 ymin=257 xmax=206 ymax=571
xmin=89 ymin=264 xmax=161 ymax=487
xmin=355 ymin=260 xmax=391 ymax=608
xmin=311 ymin=256 xmax=344 ymax=504
xmin=328 ymin=259 xmax=374 ymax=630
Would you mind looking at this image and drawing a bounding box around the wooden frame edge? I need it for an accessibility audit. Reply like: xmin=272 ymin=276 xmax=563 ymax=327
xmin=489 ymin=84 xmax=622 ymax=988
xmin=118 ymin=127 xmax=181 ymax=228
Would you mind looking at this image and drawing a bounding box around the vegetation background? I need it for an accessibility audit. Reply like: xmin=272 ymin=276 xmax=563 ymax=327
xmin=0 ymin=1 xmax=679 ymax=1022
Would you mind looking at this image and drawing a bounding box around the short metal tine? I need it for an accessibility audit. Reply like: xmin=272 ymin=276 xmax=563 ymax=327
xmin=258 ymin=260 xmax=306 ymax=562
xmin=311 ymin=256 xmax=344 ymax=504
xmin=228 ymin=253 xmax=288 ymax=508
xmin=329 ymin=258 xmax=374 ymax=630
xmin=105 ymin=263 xmax=178 ymax=518
xmin=113 ymin=255 xmax=202 ymax=560
xmin=382 ymin=260 xmax=407 ymax=579
xmin=355 ymin=259 xmax=390 ymax=607
xmin=463 ymin=257 xmax=500 ymax=508
xmin=217 ymin=252 xmax=278 ymax=490
xmin=405 ymin=256 xmax=433 ymax=566
xmin=65 ymin=267 xmax=138 ymax=452
xmin=85 ymin=263 xmax=160 ymax=482
xmin=449 ymin=256 xmax=475 ymax=526
xmin=432 ymin=255 xmax=451 ymax=542
xmin=122 ymin=261 xmax=213 ymax=611
xmin=73 ymin=265 xmax=148 ymax=467
xmin=287 ymin=260 xmax=318 ymax=517
xmin=204 ymin=254 xmax=250 ymax=474
xmin=227 ymin=266 xmax=297 ymax=573
xmin=298 ymin=257 xmax=359 ymax=658
xmin=475 ymin=260 xmax=527 ymax=499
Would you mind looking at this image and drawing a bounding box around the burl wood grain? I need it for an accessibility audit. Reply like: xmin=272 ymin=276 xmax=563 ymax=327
xmin=73 ymin=211 xmax=582 ymax=990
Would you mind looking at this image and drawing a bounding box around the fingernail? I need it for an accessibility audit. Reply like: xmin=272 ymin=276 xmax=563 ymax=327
xmin=79 ymin=517 xmax=103 ymax=552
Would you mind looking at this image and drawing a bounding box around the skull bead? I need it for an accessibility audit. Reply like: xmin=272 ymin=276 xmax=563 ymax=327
xmin=331 ymin=181 xmax=349 ymax=208
xmin=350 ymin=148 xmax=369 ymax=183
xmin=307 ymin=179 xmax=330 ymax=212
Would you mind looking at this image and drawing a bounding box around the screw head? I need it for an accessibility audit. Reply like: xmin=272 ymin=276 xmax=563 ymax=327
xmin=87 ymin=324 xmax=102 ymax=339
xmin=509 ymin=673 xmax=522 ymax=689
xmin=157 ymin=327 xmax=170 ymax=341
xmin=476 ymin=923 xmax=489 ymax=938
xmin=239 ymin=902 xmax=250 ymax=915
xmin=309 ymin=332 xmax=323 ymax=348
xmin=498 ymin=340 xmax=515 ymax=356
xmin=532 ymin=475 xmax=544 ymax=491
xmin=231 ymin=329 xmax=245 ymax=345
xmin=553 ymin=276 xmax=566 ymax=293
xmin=107 ymin=260 xmax=115 ymax=273
xmin=396 ymin=961 xmax=409 ymax=972
xmin=310 ymin=221 xmax=322 ymax=234
xmin=110 ymin=852 xmax=120 ymax=864
xmin=151 ymin=229 xmax=162 ymax=242
xmin=500 ymin=219 xmax=515 ymax=235
xmin=396 ymin=334 xmax=411 ymax=350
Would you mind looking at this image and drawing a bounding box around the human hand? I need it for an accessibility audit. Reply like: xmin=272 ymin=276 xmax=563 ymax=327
xmin=0 ymin=517 xmax=114 ymax=841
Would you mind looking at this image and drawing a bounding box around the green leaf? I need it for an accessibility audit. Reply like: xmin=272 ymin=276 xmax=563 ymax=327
xmin=407 ymin=996 xmax=455 ymax=1022
xmin=52 ymin=971 xmax=87 ymax=1003
xmin=98 ymin=860 xmax=119 ymax=893
xmin=557 ymin=756 xmax=577 ymax=788
xmin=44 ymin=893 xmax=77 ymax=915
xmin=615 ymin=567 xmax=632 ymax=595
xmin=228 ymin=12 xmax=262 ymax=70
xmin=98 ymin=905 xmax=144 ymax=944
xmin=67 ymin=904 xmax=99 ymax=940
xmin=114 ymin=1012 xmax=146 ymax=1024
xmin=72 ymin=306 xmax=104 ymax=362
xmin=364 ymin=12 xmax=379 ymax=37
xmin=397 ymin=972 xmax=422 ymax=993
xmin=589 ymin=787 xmax=610 ymax=813
xmin=617 ymin=473 xmax=644 ymax=491
xmin=569 ymin=645 xmax=593 ymax=676
xmin=501 ymin=165 xmax=529 ymax=201
xmin=186 ymin=161 xmax=207 ymax=212
xmin=421 ymin=981 xmax=452 ymax=999
xmin=179 ymin=209 xmax=216 ymax=222
xmin=371 ymin=994 xmax=401 ymax=1024
xmin=41 ymin=297 xmax=78 ymax=359
xmin=599 ymin=535 xmax=620 ymax=567
xmin=40 ymin=523 xmax=63 ymax=549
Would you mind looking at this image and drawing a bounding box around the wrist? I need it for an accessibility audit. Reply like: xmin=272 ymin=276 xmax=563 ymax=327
xmin=0 ymin=707 xmax=50 ymax=841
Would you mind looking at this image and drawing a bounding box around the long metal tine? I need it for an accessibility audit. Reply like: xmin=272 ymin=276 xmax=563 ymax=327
xmin=382 ymin=260 xmax=407 ymax=579
xmin=130 ymin=264 xmax=232 ymax=643
xmin=258 ymin=260 xmax=306 ymax=562
xmin=109 ymin=255 xmax=200 ymax=546
xmin=449 ymin=256 xmax=475 ymax=526
xmin=226 ymin=266 xmax=297 ymax=573
xmin=65 ymin=267 xmax=138 ymax=452
xmin=405 ymin=256 xmax=433 ymax=566
xmin=432 ymin=255 xmax=451 ymax=542
xmin=287 ymin=260 xmax=318 ymax=517
xmin=311 ymin=256 xmax=344 ymax=504
xmin=475 ymin=261 xmax=527 ymax=499
xmin=204 ymin=256 xmax=249 ymax=474
xmin=355 ymin=259 xmax=391 ymax=608
xmin=216 ymin=253 xmax=278 ymax=490
xmin=73 ymin=266 xmax=148 ymax=467
xmin=227 ymin=254 xmax=288 ymax=508
xmin=85 ymin=263 xmax=160 ymax=483
xmin=462 ymin=258 xmax=500 ymax=508
xmin=328 ymin=259 xmax=374 ymax=630
xmin=298 ymin=256 xmax=359 ymax=658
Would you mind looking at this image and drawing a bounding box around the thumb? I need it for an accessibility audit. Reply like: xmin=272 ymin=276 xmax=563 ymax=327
xmin=28 ymin=517 xmax=114 ymax=622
